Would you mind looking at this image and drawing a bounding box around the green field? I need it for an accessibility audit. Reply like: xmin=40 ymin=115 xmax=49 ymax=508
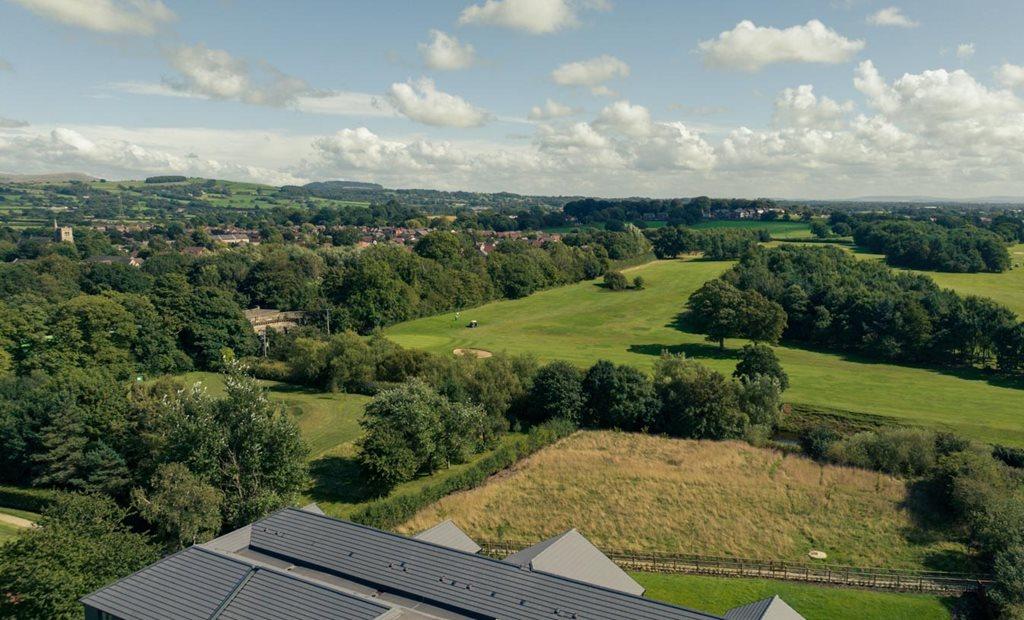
xmin=913 ymin=244 xmax=1024 ymax=317
xmin=637 ymin=573 xmax=953 ymax=620
xmin=386 ymin=259 xmax=1024 ymax=446
xmin=177 ymin=372 xmax=527 ymax=518
xmin=693 ymin=219 xmax=811 ymax=239
xmin=0 ymin=507 xmax=39 ymax=546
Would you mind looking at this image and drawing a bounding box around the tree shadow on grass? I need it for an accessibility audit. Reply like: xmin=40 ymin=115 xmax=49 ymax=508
xmin=307 ymin=455 xmax=378 ymax=505
xmin=898 ymin=479 xmax=980 ymax=574
xmin=627 ymin=342 xmax=740 ymax=362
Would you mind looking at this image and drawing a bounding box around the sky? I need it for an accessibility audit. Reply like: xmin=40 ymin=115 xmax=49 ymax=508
xmin=2 ymin=0 xmax=1024 ymax=199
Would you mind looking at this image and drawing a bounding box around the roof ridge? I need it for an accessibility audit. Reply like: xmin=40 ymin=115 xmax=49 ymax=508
xmin=208 ymin=567 xmax=257 ymax=620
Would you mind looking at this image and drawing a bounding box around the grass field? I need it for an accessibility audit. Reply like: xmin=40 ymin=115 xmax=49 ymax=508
xmin=0 ymin=507 xmax=39 ymax=546
xmin=692 ymin=219 xmax=811 ymax=239
xmin=637 ymin=573 xmax=953 ymax=620
xmin=385 ymin=258 xmax=1024 ymax=446
xmin=913 ymin=244 xmax=1024 ymax=317
xmin=399 ymin=432 xmax=968 ymax=571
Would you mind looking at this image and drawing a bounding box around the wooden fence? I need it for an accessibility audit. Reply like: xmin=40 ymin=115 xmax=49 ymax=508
xmin=477 ymin=541 xmax=991 ymax=594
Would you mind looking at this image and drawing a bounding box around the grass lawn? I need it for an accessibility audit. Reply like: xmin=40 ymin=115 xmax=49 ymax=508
xmin=0 ymin=507 xmax=39 ymax=546
xmin=399 ymin=431 xmax=969 ymax=571
xmin=385 ymin=258 xmax=1024 ymax=446
xmin=911 ymin=244 xmax=1024 ymax=317
xmin=692 ymin=219 xmax=811 ymax=239
xmin=637 ymin=573 xmax=954 ymax=620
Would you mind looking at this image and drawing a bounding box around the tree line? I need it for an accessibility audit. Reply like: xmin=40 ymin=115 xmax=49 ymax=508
xmin=646 ymin=225 xmax=769 ymax=260
xmin=686 ymin=245 xmax=1024 ymax=374
xmin=851 ymin=218 xmax=1011 ymax=273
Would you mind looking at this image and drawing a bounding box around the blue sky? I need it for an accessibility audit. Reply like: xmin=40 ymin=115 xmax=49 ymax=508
xmin=2 ymin=0 xmax=1024 ymax=198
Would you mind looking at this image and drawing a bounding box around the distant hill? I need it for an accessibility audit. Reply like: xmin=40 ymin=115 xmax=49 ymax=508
xmin=0 ymin=172 xmax=96 ymax=183
xmin=303 ymin=180 xmax=384 ymax=192
xmin=850 ymin=195 xmax=1024 ymax=204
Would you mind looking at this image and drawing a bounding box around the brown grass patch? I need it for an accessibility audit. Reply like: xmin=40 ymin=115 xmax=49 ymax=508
xmin=398 ymin=431 xmax=966 ymax=569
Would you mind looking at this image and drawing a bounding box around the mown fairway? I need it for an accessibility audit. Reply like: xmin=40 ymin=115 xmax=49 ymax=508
xmin=637 ymin=573 xmax=953 ymax=620
xmin=919 ymin=243 xmax=1024 ymax=317
xmin=398 ymin=432 xmax=967 ymax=570
xmin=386 ymin=258 xmax=1024 ymax=446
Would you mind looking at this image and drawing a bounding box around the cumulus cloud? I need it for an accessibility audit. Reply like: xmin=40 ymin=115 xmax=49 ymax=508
xmin=386 ymin=78 xmax=489 ymax=127
xmin=418 ymin=30 xmax=476 ymax=71
xmin=458 ymin=0 xmax=608 ymax=34
xmin=774 ymin=85 xmax=854 ymax=129
xmin=956 ymin=43 xmax=975 ymax=60
xmin=867 ymin=7 xmax=918 ymax=28
xmin=8 ymin=0 xmax=175 ymax=35
xmin=698 ymin=20 xmax=865 ymax=71
xmin=997 ymin=63 xmax=1024 ymax=89
xmin=593 ymin=100 xmax=652 ymax=136
xmin=163 ymin=44 xmax=309 ymax=107
xmin=527 ymin=99 xmax=580 ymax=120
xmin=551 ymin=55 xmax=629 ymax=95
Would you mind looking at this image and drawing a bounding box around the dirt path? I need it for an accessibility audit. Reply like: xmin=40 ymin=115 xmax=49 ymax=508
xmin=0 ymin=513 xmax=36 ymax=529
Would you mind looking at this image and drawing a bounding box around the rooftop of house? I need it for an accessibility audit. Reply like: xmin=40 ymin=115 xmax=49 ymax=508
xmin=82 ymin=506 xmax=728 ymax=620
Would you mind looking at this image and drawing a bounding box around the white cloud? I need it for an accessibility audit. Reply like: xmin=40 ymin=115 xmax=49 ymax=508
xmin=774 ymin=85 xmax=854 ymax=129
xmin=292 ymin=92 xmax=394 ymax=117
xmin=0 ymin=117 xmax=29 ymax=128
xmin=458 ymin=0 xmax=607 ymax=34
xmin=527 ymin=99 xmax=580 ymax=120
xmin=698 ymin=20 xmax=865 ymax=71
xmin=386 ymin=78 xmax=489 ymax=127
xmin=997 ymin=63 xmax=1024 ymax=89
xmin=418 ymin=30 xmax=476 ymax=71
xmin=164 ymin=44 xmax=310 ymax=107
xmin=0 ymin=125 xmax=306 ymax=185
xmin=593 ymin=100 xmax=651 ymax=136
xmin=867 ymin=7 xmax=918 ymax=28
xmin=956 ymin=43 xmax=975 ymax=60
xmin=8 ymin=0 xmax=175 ymax=35
xmin=551 ymin=55 xmax=629 ymax=95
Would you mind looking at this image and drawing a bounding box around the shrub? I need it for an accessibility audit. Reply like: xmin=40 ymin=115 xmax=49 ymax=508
xmin=799 ymin=425 xmax=840 ymax=460
xmin=603 ymin=270 xmax=628 ymax=291
xmin=632 ymin=276 xmax=645 ymax=290
xmin=828 ymin=428 xmax=938 ymax=476
xmin=733 ymin=344 xmax=789 ymax=391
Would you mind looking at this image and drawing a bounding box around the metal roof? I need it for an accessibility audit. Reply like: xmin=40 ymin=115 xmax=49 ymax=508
xmin=724 ymin=596 xmax=804 ymax=620
xmin=413 ymin=520 xmax=482 ymax=554
xmin=248 ymin=508 xmax=721 ymax=620
xmin=81 ymin=546 xmax=391 ymax=620
xmin=503 ymin=529 xmax=645 ymax=596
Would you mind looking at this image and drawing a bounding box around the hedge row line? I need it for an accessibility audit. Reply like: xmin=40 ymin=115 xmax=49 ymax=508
xmin=0 ymin=485 xmax=60 ymax=513
xmin=349 ymin=419 xmax=576 ymax=530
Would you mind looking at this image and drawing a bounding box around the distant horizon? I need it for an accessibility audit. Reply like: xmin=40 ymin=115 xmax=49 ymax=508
xmin=5 ymin=170 xmax=1024 ymax=205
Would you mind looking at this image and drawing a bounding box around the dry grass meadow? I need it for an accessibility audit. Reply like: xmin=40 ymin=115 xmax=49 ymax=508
xmin=399 ymin=431 xmax=966 ymax=570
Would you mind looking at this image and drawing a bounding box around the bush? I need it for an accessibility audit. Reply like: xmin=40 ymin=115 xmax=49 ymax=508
xmin=733 ymin=344 xmax=789 ymax=391
xmin=799 ymin=425 xmax=840 ymax=460
xmin=828 ymin=428 xmax=937 ymax=476
xmin=632 ymin=276 xmax=645 ymax=290
xmin=603 ymin=270 xmax=628 ymax=291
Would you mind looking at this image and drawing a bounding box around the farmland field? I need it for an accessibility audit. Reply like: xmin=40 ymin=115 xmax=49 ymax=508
xmin=637 ymin=573 xmax=953 ymax=620
xmin=399 ymin=431 xmax=968 ymax=570
xmin=692 ymin=219 xmax=811 ymax=239
xmin=385 ymin=258 xmax=1024 ymax=446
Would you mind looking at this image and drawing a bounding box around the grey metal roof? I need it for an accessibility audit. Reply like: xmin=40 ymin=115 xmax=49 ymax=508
xmin=724 ymin=596 xmax=804 ymax=620
xmin=413 ymin=520 xmax=482 ymax=554
xmin=249 ymin=508 xmax=722 ymax=620
xmin=503 ymin=529 xmax=645 ymax=596
xmin=81 ymin=546 xmax=390 ymax=620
